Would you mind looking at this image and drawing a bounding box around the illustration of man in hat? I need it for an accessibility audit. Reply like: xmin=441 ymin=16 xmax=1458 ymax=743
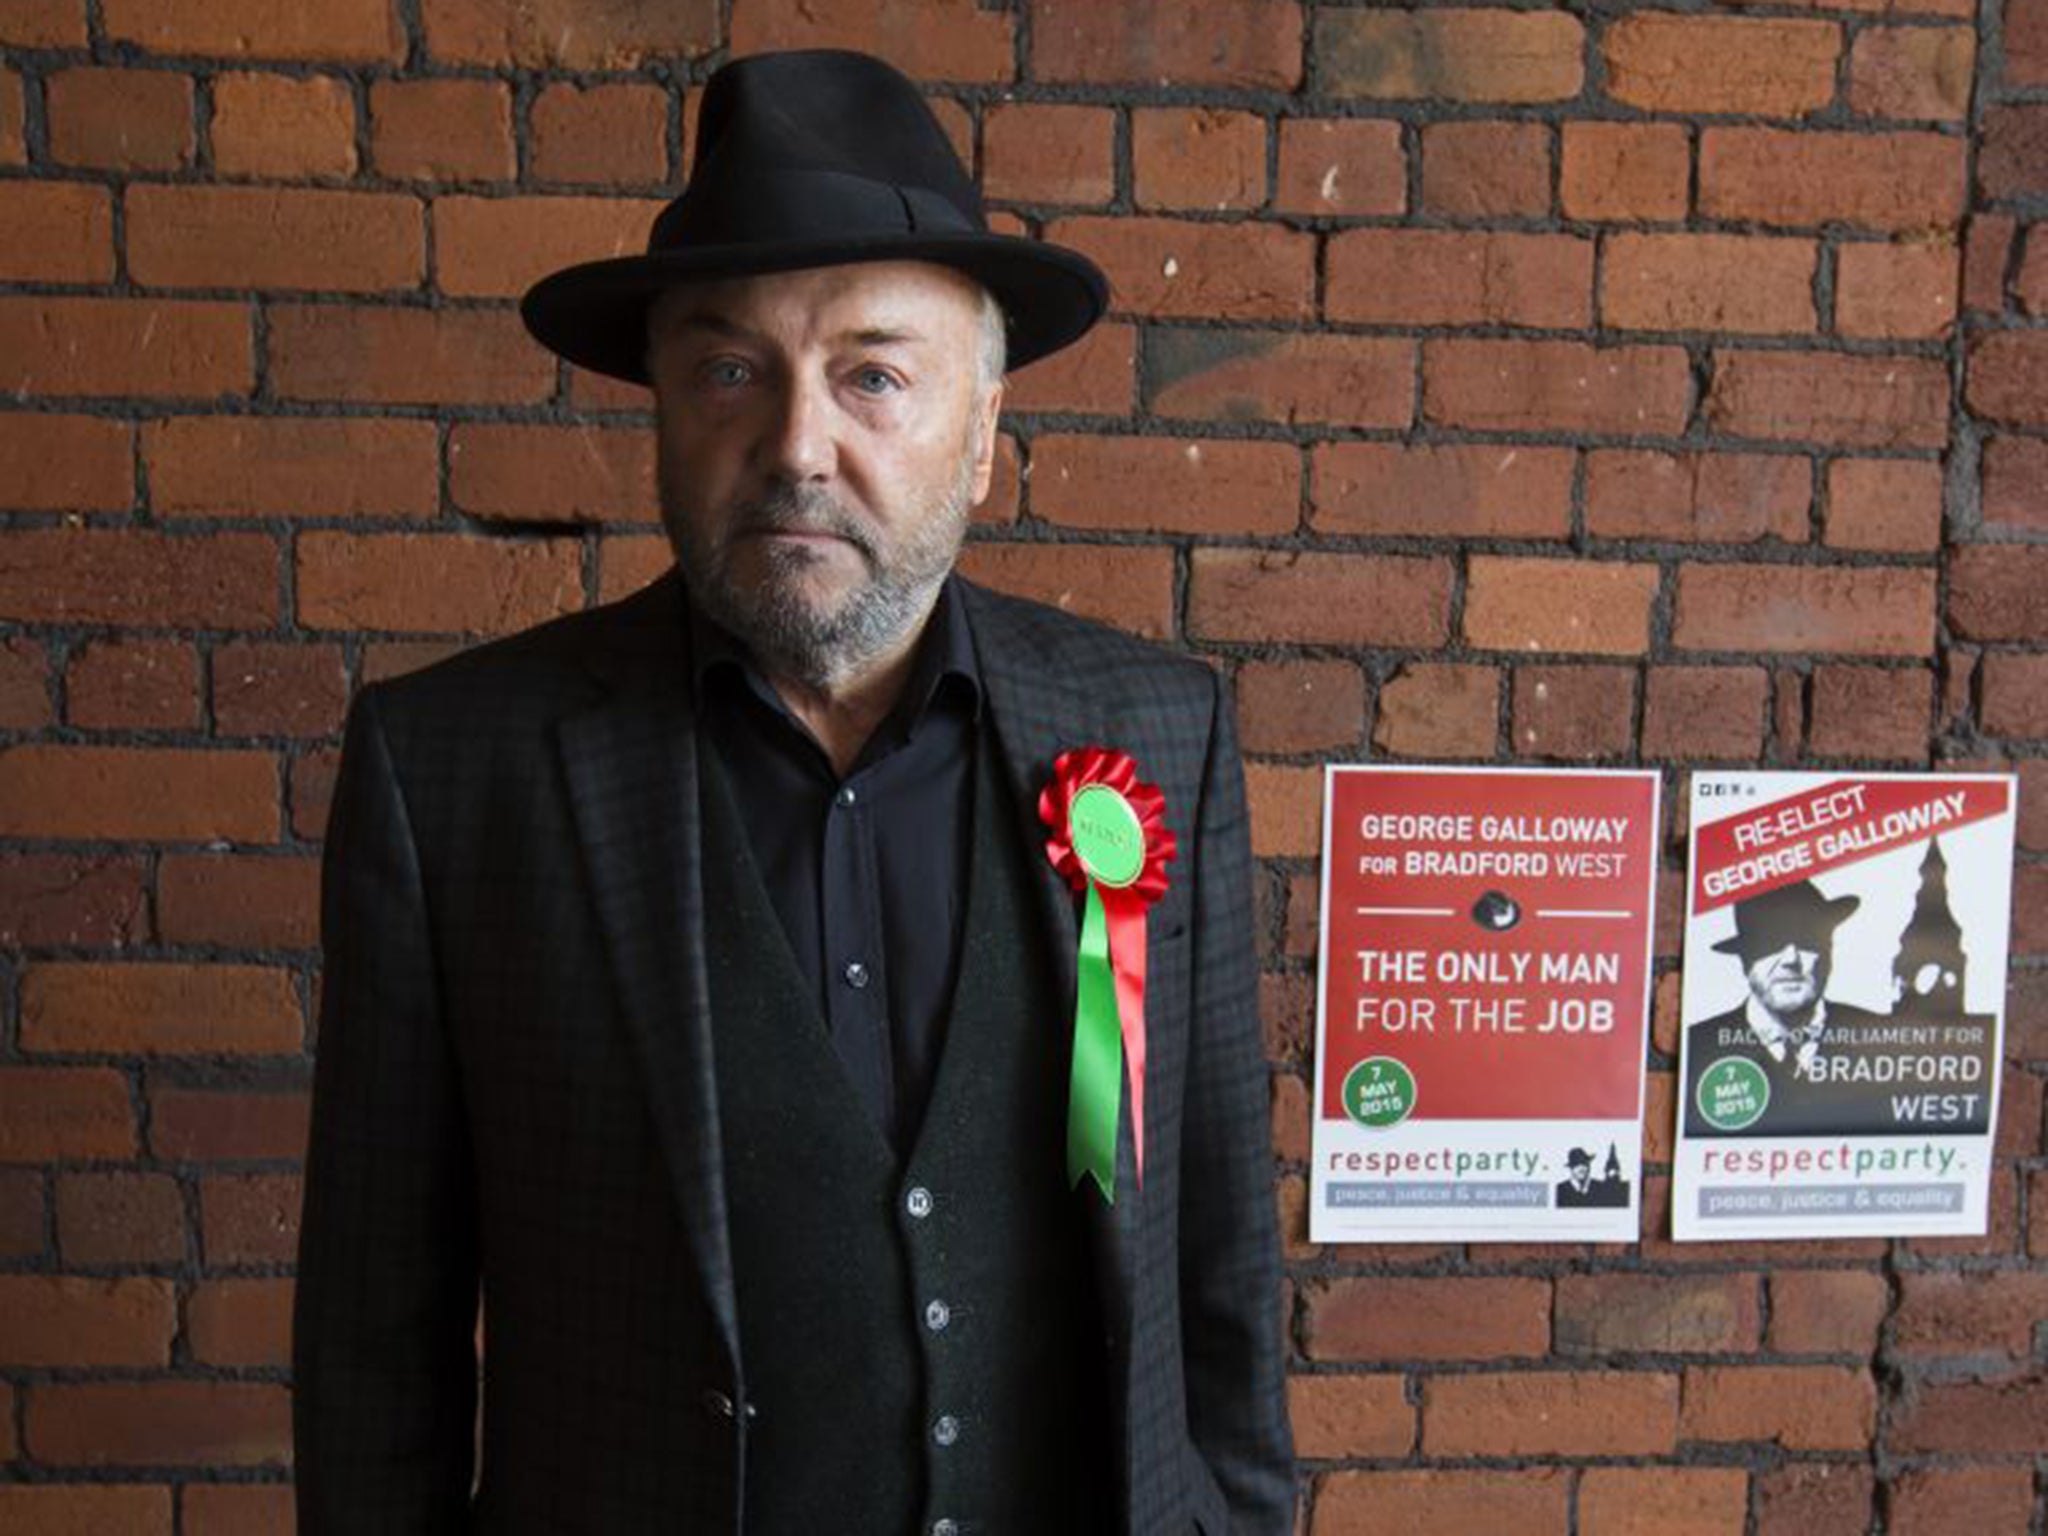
xmin=1682 ymin=878 xmax=1886 ymax=1136
xmin=292 ymin=49 xmax=1293 ymax=1536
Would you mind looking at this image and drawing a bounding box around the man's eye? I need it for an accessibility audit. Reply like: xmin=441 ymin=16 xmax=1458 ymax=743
xmin=852 ymin=367 xmax=901 ymax=395
xmin=703 ymin=360 xmax=751 ymax=388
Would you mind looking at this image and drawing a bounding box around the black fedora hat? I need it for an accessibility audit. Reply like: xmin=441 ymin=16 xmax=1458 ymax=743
xmin=520 ymin=49 xmax=1109 ymax=384
xmin=1711 ymin=879 xmax=1861 ymax=958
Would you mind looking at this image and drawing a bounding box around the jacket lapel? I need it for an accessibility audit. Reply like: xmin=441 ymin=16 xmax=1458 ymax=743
xmin=555 ymin=575 xmax=740 ymax=1358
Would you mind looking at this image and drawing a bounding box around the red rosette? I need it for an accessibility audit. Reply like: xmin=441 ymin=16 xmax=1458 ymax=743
xmin=1038 ymin=746 xmax=1176 ymax=903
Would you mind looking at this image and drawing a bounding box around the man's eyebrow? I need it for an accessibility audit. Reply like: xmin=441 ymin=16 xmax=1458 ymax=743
xmin=847 ymin=325 xmax=925 ymax=348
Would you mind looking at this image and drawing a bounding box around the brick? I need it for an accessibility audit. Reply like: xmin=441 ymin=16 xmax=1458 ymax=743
xmin=0 ymin=1489 xmax=173 ymax=1536
xmin=1964 ymin=213 xmax=2016 ymax=312
xmin=103 ymin=0 xmax=403 ymax=60
xmin=1680 ymin=1365 xmax=1874 ymax=1449
xmin=1835 ymin=241 xmax=1958 ymax=339
xmin=982 ymin=104 xmax=1115 ymax=208
xmin=1002 ymin=321 xmax=1135 ymax=415
xmin=448 ymin=422 xmax=656 ymax=525
xmin=1330 ymin=230 xmax=1592 ymax=329
xmin=1133 ymin=108 xmax=1265 ymax=212
xmin=1421 ymin=121 xmax=1550 ymax=219
xmin=1812 ymin=663 xmax=1934 ymax=756
xmin=0 ymin=297 xmax=251 ymax=398
xmin=149 ymin=1087 xmax=309 ymax=1162
xmin=56 ymin=1172 xmax=186 ymax=1266
xmin=1677 ymin=565 xmax=1934 ymax=655
xmin=1562 ymin=122 xmax=1689 ymax=223
xmin=0 ymin=746 xmax=278 ymax=842
xmin=1949 ymin=545 xmax=2048 ymax=640
xmin=0 ymin=856 xmax=150 ymax=949
xmin=47 ymin=67 xmax=194 ymax=171
xmin=1032 ymin=0 xmax=1301 ymax=88
xmin=2023 ymin=230 xmax=2048 ymax=315
xmin=28 ymin=1381 xmax=291 ymax=1467
xmin=421 ymin=0 xmax=714 ymax=67
xmin=371 ymin=78 xmax=514 ymax=181
xmin=0 ymin=1277 xmax=176 ymax=1366
xmin=1980 ymin=653 xmax=2048 ymax=735
xmin=1757 ymin=1463 xmax=1874 ymax=1536
xmin=1892 ymin=1270 xmax=2048 ymax=1358
xmin=22 ymin=964 xmax=300 ymax=1055
xmin=1513 ymin=665 xmax=1636 ymax=760
xmin=1968 ymin=331 xmax=2048 ymax=426
xmin=157 ymin=853 xmax=319 ymax=950
xmin=730 ymin=0 xmax=1010 ymax=80
xmin=0 ymin=636 xmax=49 ymax=727
xmin=1319 ymin=9 xmax=1583 ymax=102
xmin=1465 ymin=558 xmax=1658 ymax=656
xmin=1890 ymin=1372 xmax=2048 ymax=1454
xmin=1312 ymin=1470 xmax=1568 ymax=1536
xmin=1235 ymin=660 xmax=1362 ymax=754
xmin=954 ymin=544 xmax=1174 ymax=639
xmin=128 ymin=185 xmax=422 ymax=293
xmin=66 ymin=640 xmax=201 ymax=731
xmin=1979 ymin=105 xmax=2048 ymax=200
xmin=1766 ymin=1269 xmax=1887 ymax=1354
xmin=0 ymin=0 xmax=85 ymax=44
xmin=183 ymin=1485 xmax=295 ymax=1536
xmin=1605 ymin=15 xmax=1839 ymax=116
xmin=1424 ymin=340 xmax=1692 ymax=436
xmin=292 ymin=748 xmax=341 ymax=841
xmin=1587 ymin=451 xmax=1808 ymax=544
xmin=211 ymin=72 xmax=357 ymax=179
xmin=1307 ymin=1277 xmax=1550 ymax=1361
xmin=1889 ymin=1467 xmax=2035 ymax=1536
xmin=1707 ymin=351 xmax=1948 ymax=449
xmin=1189 ymin=550 xmax=1451 ymax=647
xmin=297 ymin=532 xmax=581 ymax=635
xmin=268 ymin=303 xmax=554 ymax=405
xmin=1245 ymin=763 xmax=1320 ymax=857
xmin=1701 ymin=129 xmax=1965 ymax=232
xmin=0 ymin=68 xmax=20 ymax=165
xmin=2013 ymin=0 xmax=2048 ymax=84
xmin=1424 ymin=1371 xmax=1678 ymax=1456
xmin=1048 ymin=216 xmax=1314 ymax=321
xmin=1373 ymin=663 xmax=1499 ymax=758
xmin=0 ymin=414 xmax=132 ymax=513
xmin=1580 ymin=1468 xmax=1750 ymax=1536
xmin=1603 ymin=233 xmax=1816 ymax=336
xmin=1556 ymin=1272 xmax=1761 ymax=1354
xmin=0 ymin=1169 xmax=39 ymax=1260
xmin=0 ymin=528 xmax=276 ymax=629
xmin=188 ymin=1277 xmax=292 ymax=1368
xmin=1147 ymin=330 xmax=1408 ymax=430
xmin=1031 ymin=436 xmax=1298 ymax=536
xmin=202 ymin=1172 xmax=301 ymax=1265
xmin=530 ymin=82 xmax=667 ymax=186
xmin=1286 ymin=1374 xmax=1413 ymax=1460
xmin=210 ymin=645 xmax=345 ymax=740
xmin=1825 ymin=458 xmax=1942 ymax=551
xmin=148 ymin=416 xmax=438 ymax=519
xmin=1850 ymin=25 xmax=1974 ymax=121
xmin=1262 ymin=975 xmax=1314 ymax=1064
xmin=0 ymin=181 xmax=114 ymax=284
xmin=1316 ymin=443 xmax=1571 ymax=539
xmin=594 ymin=539 xmax=675 ymax=605
xmin=0 ymin=1069 xmax=136 ymax=1160
xmin=434 ymin=193 xmax=665 ymax=299
xmin=1274 ymin=118 xmax=1405 ymax=217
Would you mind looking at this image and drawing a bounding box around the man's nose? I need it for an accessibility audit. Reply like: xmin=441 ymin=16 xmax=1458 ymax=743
xmin=757 ymin=373 xmax=836 ymax=483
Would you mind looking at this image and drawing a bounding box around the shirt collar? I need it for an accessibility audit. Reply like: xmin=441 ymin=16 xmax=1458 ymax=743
xmin=1744 ymin=996 xmax=1828 ymax=1061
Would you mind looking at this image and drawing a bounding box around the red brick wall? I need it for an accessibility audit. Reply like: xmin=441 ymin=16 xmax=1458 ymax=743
xmin=1 ymin=1 xmax=2043 ymax=1530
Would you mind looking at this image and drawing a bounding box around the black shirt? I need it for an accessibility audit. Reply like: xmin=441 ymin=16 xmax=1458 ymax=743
xmin=691 ymin=581 xmax=980 ymax=1155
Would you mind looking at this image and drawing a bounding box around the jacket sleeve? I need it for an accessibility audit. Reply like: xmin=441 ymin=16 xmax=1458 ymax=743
xmin=293 ymin=686 xmax=480 ymax=1532
xmin=1179 ymin=669 xmax=1297 ymax=1531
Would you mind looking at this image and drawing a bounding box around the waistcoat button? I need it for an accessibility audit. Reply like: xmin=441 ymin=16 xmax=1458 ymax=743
xmin=924 ymin=1299 xmax=950 ymax=1332
xmin=932 ymin=1413 xmax=960 ymax=1447
xmin=905 ymin=1186 xmax=934 ymax=1219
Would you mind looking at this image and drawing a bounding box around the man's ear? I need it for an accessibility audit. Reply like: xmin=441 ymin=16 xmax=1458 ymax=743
xmin=967 ymin=379 xmax=1005 ymax=507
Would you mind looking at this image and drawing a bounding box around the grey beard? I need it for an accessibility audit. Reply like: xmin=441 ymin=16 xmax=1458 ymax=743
xmin=665 ymin=467 xmax=973 ymax=692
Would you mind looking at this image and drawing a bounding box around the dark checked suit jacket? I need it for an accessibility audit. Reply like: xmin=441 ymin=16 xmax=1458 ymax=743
xmin=292 ymin=570 xmax=1294 ymax=1536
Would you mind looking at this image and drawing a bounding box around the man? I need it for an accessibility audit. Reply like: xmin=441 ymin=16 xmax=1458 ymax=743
xmin=1681 ymin=879 xmax=1884 ymax=1136
xmin=293 ymin=49 xmax=1293 ymax=1536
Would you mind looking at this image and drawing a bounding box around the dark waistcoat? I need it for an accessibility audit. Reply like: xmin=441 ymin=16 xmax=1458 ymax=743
xmin=700 ymin=730 xmax=1113 ymax=1536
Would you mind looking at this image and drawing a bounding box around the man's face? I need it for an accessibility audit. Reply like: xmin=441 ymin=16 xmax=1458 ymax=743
xmin=646 ymin=260 xmax=1003 ymax=687
xmin=1566 ymin=1164 xmax=1591 ymax=1191
xmin=1743 ymin=939 xmax=1826 ymax=1019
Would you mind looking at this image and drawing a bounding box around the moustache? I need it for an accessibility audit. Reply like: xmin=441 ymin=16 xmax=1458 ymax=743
xmin=728 ymin=487 xmax=876 ymax=556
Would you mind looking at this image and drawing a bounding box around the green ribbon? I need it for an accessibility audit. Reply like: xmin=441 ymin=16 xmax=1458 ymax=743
xmin=1068 ymin=879 xmax=1122 ymax=1201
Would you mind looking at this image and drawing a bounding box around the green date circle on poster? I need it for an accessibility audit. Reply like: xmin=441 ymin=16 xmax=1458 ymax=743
xmin=1697 ymin=1056 xmax=1771 ymax=1132
xmin=1342 ymin=1056 xmax=1417 ymax=1129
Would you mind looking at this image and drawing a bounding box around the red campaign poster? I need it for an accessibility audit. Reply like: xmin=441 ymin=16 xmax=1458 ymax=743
xmin=1311 ymin=766 xmax=1660 ymax=1243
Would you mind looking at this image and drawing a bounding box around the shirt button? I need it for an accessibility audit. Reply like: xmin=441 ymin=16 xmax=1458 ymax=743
xmin=905 ymin=1187 xmax=934 ymax=1219
xmin=843 ymin=961 xmax=869 ymax=989
xmin=932 ymin=1414 xmax=960 ymax=1447
xmin=924 ymin=1299 xmax=950 ymax=1332
xmin=835 ymin=786 xmax=857 ymax=808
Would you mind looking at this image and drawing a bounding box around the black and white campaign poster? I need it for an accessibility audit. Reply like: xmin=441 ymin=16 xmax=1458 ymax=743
xmin=1674 ymin=772 xmax=2016 ymax=1241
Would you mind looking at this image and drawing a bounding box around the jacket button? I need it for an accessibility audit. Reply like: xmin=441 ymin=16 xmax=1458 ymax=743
xmin=700 ymin=1389 xmax=735 ymax=1420
xmin=932 ymin=1413 xmax=960 ymax=1447
xmin=905 ymin=1186 xmax=934 ymax=1219
xmin=924 ymin=1299 xmax=950 ymax=1332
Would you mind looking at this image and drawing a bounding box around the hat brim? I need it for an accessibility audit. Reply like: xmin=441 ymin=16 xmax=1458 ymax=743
xmin=520 ymin=232 xmax=1109 ymax=386
xmin=1710 ymin=891 xmax=1862 ymax=956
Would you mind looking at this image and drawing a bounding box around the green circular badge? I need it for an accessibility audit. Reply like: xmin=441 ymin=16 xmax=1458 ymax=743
xmin=1069 ymin=784 xmax=1146 ymax=889
xmin=1697 ymin=1056 xmax=1771 ymax=1132
xmin=1341 ymin=1057 xmax=1417 ymax=1129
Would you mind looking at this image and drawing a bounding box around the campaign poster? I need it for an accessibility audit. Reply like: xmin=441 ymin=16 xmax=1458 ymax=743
xmin=1310 ymin=767 xmax=1661 ymax=1244
xmin=1674 ymin=772 xmax=2016 ymax=1242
